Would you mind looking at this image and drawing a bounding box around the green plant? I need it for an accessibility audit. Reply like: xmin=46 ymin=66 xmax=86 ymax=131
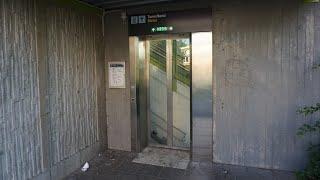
xmin=296 ymin=144 xmax=320 ymax=180
xmin=296 ymin=65 xmax=320 ymax=180
xmin=312 ymin=64 xmax=320 ymax=70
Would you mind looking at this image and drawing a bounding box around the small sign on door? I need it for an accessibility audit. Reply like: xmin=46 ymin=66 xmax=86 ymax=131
xmin=108 ymin=62 xmax=126 ymax=88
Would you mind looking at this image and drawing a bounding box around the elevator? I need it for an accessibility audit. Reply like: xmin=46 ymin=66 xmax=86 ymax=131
xmin=132 ymin=34 xmax=191 ymax=151
xmin=129 ymin=9 xmax=213 ymax=160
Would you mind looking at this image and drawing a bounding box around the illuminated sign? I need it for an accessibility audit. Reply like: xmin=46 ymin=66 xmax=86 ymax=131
xmin=151 ymin=26 xmax=174 ymax=33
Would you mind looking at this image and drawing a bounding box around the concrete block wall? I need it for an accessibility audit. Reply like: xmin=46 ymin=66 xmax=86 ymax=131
xmin=0 ymin=0 xmax=106 ymax=179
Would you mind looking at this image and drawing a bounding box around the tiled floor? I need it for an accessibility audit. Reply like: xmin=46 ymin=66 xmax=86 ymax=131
xmin=64 ymin=150 xmax=296 ymax=180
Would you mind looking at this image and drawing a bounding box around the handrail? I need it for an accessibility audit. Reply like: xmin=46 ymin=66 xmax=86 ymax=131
xmin=151 ymin=122 xmax=186 ymax=143
xmin=150 ymin=42 xmax=190 ymax=87
xmin=150 ymin=111 xmax=186 ymax=138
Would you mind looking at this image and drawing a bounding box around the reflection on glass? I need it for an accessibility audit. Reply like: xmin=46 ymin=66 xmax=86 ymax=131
xmin=148 ymin=38 xmax=191 ymax=149
xmin=149 ymin=40 xmax=168 ymax=145
xmin=172 ymin=39 xmax=191 ymax=148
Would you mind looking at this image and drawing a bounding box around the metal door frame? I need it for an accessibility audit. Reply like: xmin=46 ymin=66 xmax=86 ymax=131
xmin=130 ymin=33 xmax=192 ymax=152
xmin=130 ymin=32 xmax=213 ymax=161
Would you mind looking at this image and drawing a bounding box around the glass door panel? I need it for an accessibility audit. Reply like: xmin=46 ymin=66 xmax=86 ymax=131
xmin=172 ymin=38 xmax=191 ymax=148
xmin=149 ymin=40 xmax=168 ymax=146
xmin=147 ymin=36 xmax=191 ymax=149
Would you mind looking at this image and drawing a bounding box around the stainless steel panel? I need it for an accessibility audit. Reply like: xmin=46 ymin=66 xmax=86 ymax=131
xmin=146 ymin=40 xmax=152 ymax=145
xmin=148 ymin=39 xmax=168 ymax=146
xmin=191 ymin=32 xmax=213 ymax=161
xmin=130 ymin=37 xmax=149 ymax=152
xmin=139 ymin=40 xmax=149 ymax=151
xmin=172 ymin=38 xmax=191 ymax=149
xmin=129 ymin=37 xmax=139 ymax=152
xmin=167 ymin=40 xmax=173 ymax=147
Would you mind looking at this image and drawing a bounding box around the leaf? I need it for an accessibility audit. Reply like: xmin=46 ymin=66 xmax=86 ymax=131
xmin=312 ymin=64 xmax=320 ymax=69
xmin=298 ymin=103 xmax=320 ymax=116
xmin=297 ymin=120 xmax=320 ymax=136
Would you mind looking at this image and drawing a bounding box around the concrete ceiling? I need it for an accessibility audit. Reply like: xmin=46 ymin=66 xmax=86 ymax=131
xmin=80 ymin=0 xmax=187 ymax=10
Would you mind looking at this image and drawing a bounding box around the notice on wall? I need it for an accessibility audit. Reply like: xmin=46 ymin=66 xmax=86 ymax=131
xmin=108 ymin=62 xmax=125 ymax=88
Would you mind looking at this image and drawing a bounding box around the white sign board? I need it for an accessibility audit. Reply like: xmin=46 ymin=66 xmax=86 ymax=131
xmin=108 ymin=62 xmax=125 ymax=88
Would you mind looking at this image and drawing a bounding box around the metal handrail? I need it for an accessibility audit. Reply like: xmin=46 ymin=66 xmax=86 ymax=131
xmin=150 ymin=111 xmax=186 ymax=139
xmin=150 ymin=42 xmax=190 ymax=86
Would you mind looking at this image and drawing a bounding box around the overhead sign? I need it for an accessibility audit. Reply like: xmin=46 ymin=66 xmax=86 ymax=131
xmin=129 ymin=9 xmax=212 ymax=36
xmin=108 ymin=62 xmax=126 ymax=89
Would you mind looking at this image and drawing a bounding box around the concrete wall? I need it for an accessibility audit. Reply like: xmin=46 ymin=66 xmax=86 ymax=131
xmin=0 ymin=0 xmax=106 ymax=179
xmin=212 ymin=0 xmax=320 ymax=171
xmin=0 ymin=1 xmax=43 ymax=179
xmin=105 ymin=11 xmax=132 ymax=151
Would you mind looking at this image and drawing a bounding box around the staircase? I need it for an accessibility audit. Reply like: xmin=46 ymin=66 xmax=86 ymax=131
xmin=150 ymin=111 xmax=189 ymax=148
xmin=150 ymin=40 xmax=190 ymax=88
xmin=149 ymin=40 xmax=190 ymax=148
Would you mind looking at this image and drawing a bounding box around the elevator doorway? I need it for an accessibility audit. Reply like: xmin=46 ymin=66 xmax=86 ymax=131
xmin=130 ymin=34 xmax=191 ymax=152
xmin=148 ymin=35 xmax=191 ymax=150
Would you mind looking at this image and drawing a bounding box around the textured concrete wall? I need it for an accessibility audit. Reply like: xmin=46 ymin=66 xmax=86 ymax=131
xmin=45 ymin=3 xmax=103 ymax=166
xmin=0 ymin=0 xmax=106 ymax=179
xmin=212 ymin=0 xmax=320 ymax=171
xmin=0 ymin=0 xmax=44 ymax=179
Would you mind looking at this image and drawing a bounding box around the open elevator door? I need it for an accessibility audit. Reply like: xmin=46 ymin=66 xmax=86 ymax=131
xmin=130 ymin=34 xmax=191 ymax=152
xmin=129 ymin=9 xmax=213 ymax=158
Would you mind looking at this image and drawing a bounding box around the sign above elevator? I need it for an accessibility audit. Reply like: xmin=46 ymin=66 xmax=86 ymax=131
xmin=128 ymin=9 xmax=212 ymax=36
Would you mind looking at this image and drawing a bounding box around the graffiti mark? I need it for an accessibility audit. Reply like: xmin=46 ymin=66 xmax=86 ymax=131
xmin=225 ymin=59 xmax=253 ymax=88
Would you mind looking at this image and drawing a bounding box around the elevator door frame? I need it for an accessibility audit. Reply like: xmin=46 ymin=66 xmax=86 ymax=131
xmin=130 ymin=32 xmax=213 ymax=161
xmin=143 ymin=34 xmax=191 ymax=151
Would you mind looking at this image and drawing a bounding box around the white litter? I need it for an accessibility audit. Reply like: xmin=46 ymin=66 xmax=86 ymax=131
xmin=81 ymin=162 xmax=89 ymax=172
